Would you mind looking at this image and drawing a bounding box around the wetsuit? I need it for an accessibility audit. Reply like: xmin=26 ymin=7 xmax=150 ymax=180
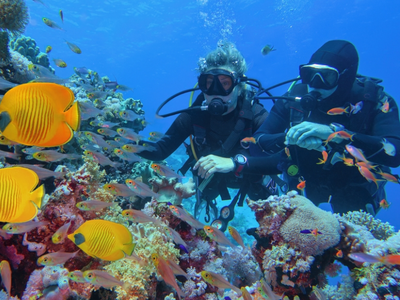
xmin=251 ymin=81 xmax=400 ymax=214
xmin=138 ymin=91 xmax=279 ymax=202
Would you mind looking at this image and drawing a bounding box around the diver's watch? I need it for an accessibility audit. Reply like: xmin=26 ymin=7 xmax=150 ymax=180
xmin=233 ymin=154 xmax=248 ymax=178
xmin=329 ymin=123 xmax=345 ymax=132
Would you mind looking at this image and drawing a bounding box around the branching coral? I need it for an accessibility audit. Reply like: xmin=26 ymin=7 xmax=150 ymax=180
xmin=149 ymin=177 xmax=196 ymax=205
xmin=341 ymin=211 xmax=395 ymax=240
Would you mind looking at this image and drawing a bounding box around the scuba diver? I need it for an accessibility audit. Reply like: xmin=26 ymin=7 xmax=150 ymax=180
xmin=137 ymin=41 xmax=279 ymax=231
xmin=250 ymin=40 xmax=400 ymax=215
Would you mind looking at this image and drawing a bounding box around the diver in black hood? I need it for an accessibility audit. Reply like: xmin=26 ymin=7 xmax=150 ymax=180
xmin=250 ymin=40 xmax=400 ymax=215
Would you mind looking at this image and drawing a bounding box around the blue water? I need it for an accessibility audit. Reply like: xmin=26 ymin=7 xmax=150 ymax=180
xmin=25 ymin=0 xmax=400 ymax=228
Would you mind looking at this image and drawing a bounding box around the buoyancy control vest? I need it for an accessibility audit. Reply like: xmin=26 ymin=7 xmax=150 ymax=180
xmin=281 ymin=75 xmax=388 ymax=212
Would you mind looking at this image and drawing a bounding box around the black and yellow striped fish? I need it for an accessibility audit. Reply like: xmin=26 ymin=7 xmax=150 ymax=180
xmin=0 ymin=167 xmax=44 ymax=223
xmin=0 ymin=82 xmax=80 ymax=147
xmin=67 ymin=219 xmax=135 ymax=261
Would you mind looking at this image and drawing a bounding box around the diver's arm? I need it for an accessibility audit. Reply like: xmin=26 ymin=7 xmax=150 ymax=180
xmin=250 ymin=99 xmax=290 ymax=155
xmin=137 ymin=113 xmax=193 ymax=161
xmin=244 ymin=153 xmax=282 ymax=175
xmin=349 ymin=96 xmax=400 ymax=167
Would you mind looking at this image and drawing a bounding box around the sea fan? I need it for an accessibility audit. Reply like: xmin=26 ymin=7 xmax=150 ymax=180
xmin=0 ymin=0 xmax=29 ymax=35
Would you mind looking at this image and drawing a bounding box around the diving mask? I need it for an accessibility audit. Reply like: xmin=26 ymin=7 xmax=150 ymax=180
xmin=300 ymin=64 xmax=346 ymax=90
xmin=198 ymin=69 xmax=240 ymax=96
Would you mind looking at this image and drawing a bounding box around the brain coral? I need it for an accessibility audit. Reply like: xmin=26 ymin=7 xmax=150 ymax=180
xmin=0 ymin=0 xmax=29 ymax=35
xmin=279 ymin=194 xmax=341 ymax=256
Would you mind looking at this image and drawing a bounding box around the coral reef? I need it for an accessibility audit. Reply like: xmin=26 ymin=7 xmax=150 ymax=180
xmin=9 ymin=35 xmax=50 ymax=67
xmin=149 ymin=177 xmax=196 ymax=205
xmin=0 ymin=0 xmax=29 ymax=35
xmin=0 ymin=31 xmax=10 ymax=66
xmin=2 ymin=50 xmax=35 ymax=82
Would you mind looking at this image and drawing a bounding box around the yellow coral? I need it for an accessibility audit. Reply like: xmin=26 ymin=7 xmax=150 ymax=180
xmin=103 ymin=221 xmax=180 ymax=300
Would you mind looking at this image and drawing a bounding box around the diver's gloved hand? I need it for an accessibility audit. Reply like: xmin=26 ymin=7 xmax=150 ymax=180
xmin=285 ymin=121 xmax=333 ymax=146
xmin=295 ymin=136 xmax=326 ymax=152
xmin=193 ymin=154 xmax=235 ymax=179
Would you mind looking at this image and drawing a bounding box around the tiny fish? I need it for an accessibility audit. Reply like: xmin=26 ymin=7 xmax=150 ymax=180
xmin=114 ymin=148 xmax=143 ymax=163
xmin=317 ymin=150 xmax=328 ymax=165
xmin=84 ymin=150 xmax=120 ymax=168
xmin=53 ymin=58 xmax=67 ymax=68
xmin=241 ymin=137 xmax=256 ymax=144
xmin=204 ymin=225 xmax=235 ymax=247
xmin=83 ymin=270 xmax=124 ymax=288
xmin=300 ymin=228 xmax=322 ymax=237
xmin=32 ymin=150 xmax=80 ymax=162
xmin=125 ymin=178 xmax=160 ymax=199
xmin=116 ymin=127 xmax=143 ymax=142
xmin=76 ymin=200 xmax=115 ymax=211
xmin=380 ymin=98 xmax=390 ymax=113
xmin=68 ymin=270 xmax=86 ymax=283
xmin=0 ymin=260 xmax=11 ymax=298
xmin=379 ymin=199 xmax=391 ymax=209
xmin=119 ymin=110 xmax=140 ymax=121
xmin=261 ymin=44 xmax=276 ymax=56
xmin=327 ymin=106 xmax=349 ymax=115
xmin=121 ymin=209 xmax=163 ymax=226
xmin=18 ymin=164 xmax=66 ymax=180
xmin=3 ymin=220 xmax=49 ymax=234
xmin=350 ymin=101 xmax=363 ymax=114
xmin=59 ymin=10 xmax=64 ymax=23
xmin=42 ymin=18 xmax=62 ymax=30
xmin=345 ymin=144 xmax=368 ymax=163
xmin=37 ymin=250 xmax=79 ymax=266
xmin=335 ymin=249 xmax=343 ymax=258
xmin=228 ymin=226 xmax=245 ymax=248
xmin=297 ymin=179 xmax=306 ymax=191
xmin=52 ymin=221 xmax=71 ymax=244
xmin=201 ymin=271 xmax=241 ymax=295
xmin=103 ymin=183 xmax=137 ymax=197
xmin=98 ymin=121 xmax=119 ymax=128
xmin=65 ymin=40 xmax=82 ymax=54
xmin=381 ymin=138 xmax=396 ymax=156
xmin=151 ymin=163 xmax=182 ymax=179
xmin=97 ymin=128 xmax=118 ymax=137
xmin=168 ymin=203 xmax=204 ymax=229
xmin=45 ymin=46 xmax=52 ymax=54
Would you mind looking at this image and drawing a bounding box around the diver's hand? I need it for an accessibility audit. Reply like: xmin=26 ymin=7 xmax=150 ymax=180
xmin=296 ymin=136 xmax=326 ymax=152
xmin=193 ymin=155 xmax=235 ymax=179
xmin=285 ymin=121 xmax=333 ymax=145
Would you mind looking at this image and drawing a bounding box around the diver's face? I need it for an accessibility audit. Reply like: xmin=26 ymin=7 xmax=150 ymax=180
xmin=206 ymin=74 xmax=233 ymax=91
xmin=307 ymin=85 xmax=338 ymax=99
xmin=204 ymin=86 xmax=239 ymax=115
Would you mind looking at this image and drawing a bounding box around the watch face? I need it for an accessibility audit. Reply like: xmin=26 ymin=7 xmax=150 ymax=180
xmin=236 ymin=155 xmax=246 ymax=164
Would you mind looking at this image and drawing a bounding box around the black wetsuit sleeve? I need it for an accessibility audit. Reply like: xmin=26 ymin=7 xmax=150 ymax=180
xmin=350 ymin=96 xmax=400 ymax=167
xmin=241 ymin=100 xmax=289 ymax=175
xmin=137 ymin=113 xmax=193 ymax=161
xmin=251 ymin=99 xmax=289 ymax=155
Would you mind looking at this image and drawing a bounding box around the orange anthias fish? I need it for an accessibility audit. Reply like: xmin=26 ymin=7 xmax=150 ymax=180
xmin=356 ymin=163 xmax=381 ymax=188
xmin=327 ymin=106 xmax=350 ymax=115
xmin=68 ymin=219 xmax=135 ymax=261
xmin=0 ymin=167 xmax=44 ymax=223
xmin=201 ymin=271 xmax=242 ymax=295
xmin=380 ymin=99 xmax=390 ymax=113
xmin=380 ymin=199 xmax=391 ymax=209
xmin=0 ymin=83 xmax=80 ymax=147
xmin=376 ymin=170 xmax=399 ymax=183
xmin=349 ymin=252 xmax=400 ymax=266
xmin=324 ymin=131 xmax=354 ymax=145
xmin=0 ymin=260 xmax=11 ymax=298
xmin=297 ymin=179 xmax=306 ymax=191
xmin=335 ymin=249 xmax=343 ymax=258
xmin=339 ymin=155 xmax=354 ymax=166
xmin=345 ymin=145 xmax=368 ymax=163
xmin=241 ymin=137 xmax=256 ymax=144
xmin=317 ymin=150 xmax=328 ymax=164
xmin=151 ymin=253 xmax=184 ymax=300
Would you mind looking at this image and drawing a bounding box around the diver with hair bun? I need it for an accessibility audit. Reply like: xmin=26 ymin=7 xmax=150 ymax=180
xmin=138 ymin=41 xmax=279 ymax=231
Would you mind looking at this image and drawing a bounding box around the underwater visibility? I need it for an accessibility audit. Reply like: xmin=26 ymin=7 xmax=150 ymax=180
xmin=0 ymin=0 xmax=399 ymax=299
